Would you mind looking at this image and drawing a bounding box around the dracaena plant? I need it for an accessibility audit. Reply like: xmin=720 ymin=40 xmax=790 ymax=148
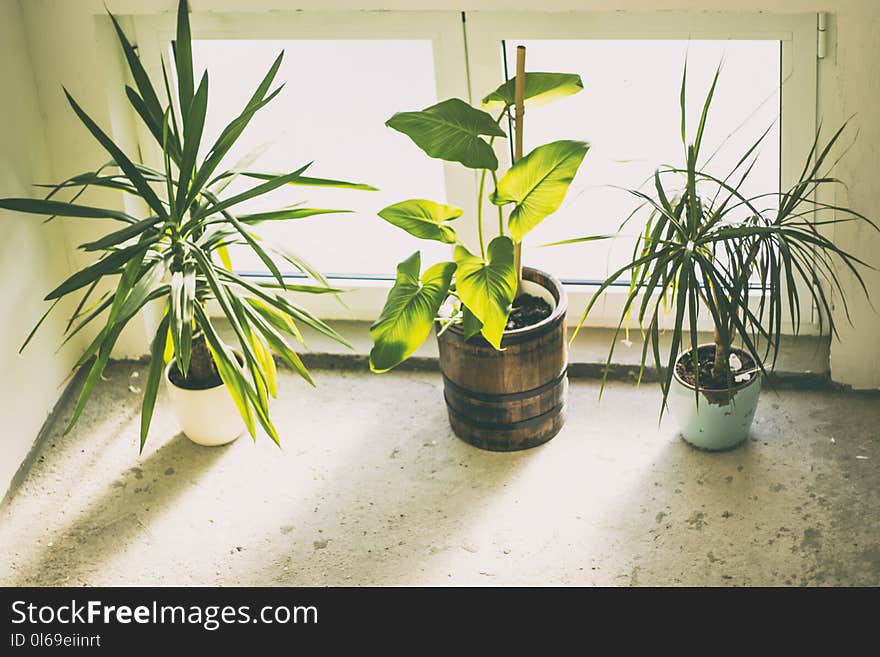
xmin=0 ymin=0 xmax=374 ymax=449
xmin=564 ymin=62 xmax=877 ymax=412
xmin=369 ymin=71 xmax=589 ymax=372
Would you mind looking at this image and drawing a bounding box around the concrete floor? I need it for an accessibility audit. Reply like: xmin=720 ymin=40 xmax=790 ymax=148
xmin=0 ymin=361 xmax=878 ymax=586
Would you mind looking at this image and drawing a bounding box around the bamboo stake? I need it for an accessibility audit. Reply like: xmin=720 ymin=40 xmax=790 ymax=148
xmin=513 ymin=45 xmax=526 ymax=298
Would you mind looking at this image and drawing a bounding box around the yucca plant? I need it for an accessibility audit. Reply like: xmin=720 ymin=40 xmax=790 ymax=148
xmin=0 ymin=0 xmax=374 ymax=449
xmin=565 ymin=62 xmax=877 ymax=412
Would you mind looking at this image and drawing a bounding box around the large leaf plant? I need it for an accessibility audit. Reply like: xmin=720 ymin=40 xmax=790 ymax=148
xmin=0 ymin=0 xmax=375 ymax=449
xmin=369 ymin=70 xmax=589 ymax=372
xmin=563 ymin=62 xmax=877 ymax=412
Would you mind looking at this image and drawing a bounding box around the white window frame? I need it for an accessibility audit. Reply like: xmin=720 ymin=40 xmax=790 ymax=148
xmin=130 ymin=9 xmax=819 ymax=333
xmin=465 ymin=11 xmax=819 ymax=333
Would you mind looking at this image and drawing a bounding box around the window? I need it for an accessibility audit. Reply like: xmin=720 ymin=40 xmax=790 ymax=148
xmin=189 ymin=38 xmax=451 ymax=278
xmin=500 ymin=39 xmax=780 ymax=284
xmin=132 ymin=10 xmax=817 ymax=329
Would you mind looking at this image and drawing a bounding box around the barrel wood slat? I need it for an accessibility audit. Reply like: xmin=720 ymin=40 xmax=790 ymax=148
xmin=436 ymin=267 xmax=569 ymax=451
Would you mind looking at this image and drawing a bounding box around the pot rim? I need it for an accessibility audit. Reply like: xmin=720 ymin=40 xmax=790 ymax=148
xmin=445 ymin=266 xmax=568 ymax=338
xmin=672 ymin=343 xmax=762 ymax=393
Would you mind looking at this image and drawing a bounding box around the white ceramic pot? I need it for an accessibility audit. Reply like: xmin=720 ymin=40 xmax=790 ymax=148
xmin=667 ymin=345 xmax=762 ymax=451
xmin=164 ymin=360 xmax=246 ymax=447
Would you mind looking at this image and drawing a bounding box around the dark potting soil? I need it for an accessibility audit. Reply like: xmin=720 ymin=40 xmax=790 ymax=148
xmin=167 ymin=362 xmax=223 ymax=390
xmin=675 ymin=345 xmax=757 ymax=390
xmin=506 ymin=294 xmax=553 ymax=330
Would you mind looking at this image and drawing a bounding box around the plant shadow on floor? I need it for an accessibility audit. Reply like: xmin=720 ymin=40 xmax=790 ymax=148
xmin=227 ymin=399 xmax=536 ymax=586
xmin=7 ymin=432 xmax=228 ymax=586
xmin=587 ymin=411 xmax=858 ymax=587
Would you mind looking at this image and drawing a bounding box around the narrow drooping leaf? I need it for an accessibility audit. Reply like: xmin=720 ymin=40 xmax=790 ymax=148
xmin=195 ymin=163 xmax=311 ymax=218
xmin=175 ymin=71 xmax=209 ymax=213
xmin=140 ymin=310 xmax=171 ymax=452
xmin=237 ymin=207 xmax=351 ymax=224
xmin=64 ymin=90 xmax=168 ymax=220
xmin=19 ymin=299 xmax=61 ymax=354
xmin=241 ymin=171 xmax=378 ymax=191
xmin=79 ymin=216 xmax=161 ymax=251
xmin=0 ymin=197 xmax=136 ymax=223
xmin=44 ymin=238 xmax=158 ymax=300
xmin=174 ymin=0 xmax=194 ymax=110
xmin=190 ymin=53 xmax=286 ymax=202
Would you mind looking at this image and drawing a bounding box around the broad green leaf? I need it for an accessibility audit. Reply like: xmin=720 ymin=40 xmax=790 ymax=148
xmin=377 ymin=199 xmax=463 ymax=244
xmin=491 ymin=140 xmax=589 ymax=242
xmin=461 ymin=305 xmax=483 ymax=340
xmin=482 ymin=72 xmax=584 ymax=109
xmin=0 ymin=197 xmax=136 ymax=223
xmin=453 ymin=237 xmax=516 ymax=348
xmin=369 ymin=252 xmax=456 ymax=373
xmin=386 ymin=98 xmax=505 ymax=170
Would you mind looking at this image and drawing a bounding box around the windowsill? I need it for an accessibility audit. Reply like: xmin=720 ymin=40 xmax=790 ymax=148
xmin=217 ymin=319 xmax=831 ymax=389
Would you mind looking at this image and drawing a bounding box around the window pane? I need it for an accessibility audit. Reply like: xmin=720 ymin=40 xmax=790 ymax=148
xmin=191 ymin=39 xmax=449 ymax=277
xmin=502 ymin=40 xmax=780 ymax=283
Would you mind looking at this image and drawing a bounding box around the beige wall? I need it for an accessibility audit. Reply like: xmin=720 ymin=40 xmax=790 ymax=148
xmin=0 ymin=0 xmax=83 ymax=495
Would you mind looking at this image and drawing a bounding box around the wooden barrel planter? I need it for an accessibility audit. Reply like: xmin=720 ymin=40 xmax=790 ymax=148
xmin=436 ymin=267 xmax=568 ymax=451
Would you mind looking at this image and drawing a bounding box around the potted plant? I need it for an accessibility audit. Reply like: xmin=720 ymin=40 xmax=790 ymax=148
xmin=368 ymin=46 xmax=590 ymax=451
xmin=565 ymin=63 xmax=876 ymax=451
xmin=1 ymin=0 xmax=374 ymax=449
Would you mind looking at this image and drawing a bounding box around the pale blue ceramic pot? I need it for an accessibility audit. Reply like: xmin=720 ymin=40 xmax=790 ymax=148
xmin=667 ymin=345 xmax=762 ymax=451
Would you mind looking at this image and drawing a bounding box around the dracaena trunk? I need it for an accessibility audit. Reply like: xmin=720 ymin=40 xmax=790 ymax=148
xmin=712 ymin=326 xmax=730 ymax=382
xmin=186 ymin=331 xmax=219 ymax=386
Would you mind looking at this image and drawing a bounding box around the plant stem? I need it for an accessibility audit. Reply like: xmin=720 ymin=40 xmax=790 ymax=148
xmin=476 ymin=133 xmax=502 ymax=260
xmin=477 ymin=165 xmax=488 ymax=260
xmin=491 ymin=169 xmax=504 ymax=235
